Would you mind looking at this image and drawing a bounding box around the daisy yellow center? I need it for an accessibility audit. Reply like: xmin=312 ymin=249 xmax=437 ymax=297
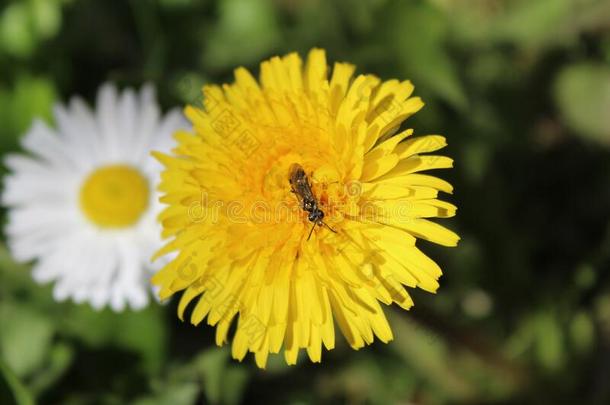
xmin=79 ymin=165 xmax=149 ymax=228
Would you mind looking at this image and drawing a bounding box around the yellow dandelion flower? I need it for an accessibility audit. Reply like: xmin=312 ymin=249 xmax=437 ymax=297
xmin=153 ymin=49 xmax=459 ymax=368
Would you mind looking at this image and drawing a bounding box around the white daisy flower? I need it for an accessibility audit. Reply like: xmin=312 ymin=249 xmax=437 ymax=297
xmin=2 ymin=83 xmax=187 ymax=311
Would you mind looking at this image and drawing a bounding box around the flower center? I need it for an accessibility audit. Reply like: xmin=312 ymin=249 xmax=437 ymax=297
xmin=79 ymin=164 xmax=149 ymax=228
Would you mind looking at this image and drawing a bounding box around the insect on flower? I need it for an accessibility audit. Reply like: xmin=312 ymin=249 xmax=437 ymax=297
xmin=288 ymin=163 xmax=337 ymax=240
xmin=152 ymin=49 xmax=459 ymax=368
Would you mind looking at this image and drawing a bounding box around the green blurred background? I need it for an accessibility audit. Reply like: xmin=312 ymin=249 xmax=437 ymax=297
xmin=1 ymin=0 xmax=610 ymax=403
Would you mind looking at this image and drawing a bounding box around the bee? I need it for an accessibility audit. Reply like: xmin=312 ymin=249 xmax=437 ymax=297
xmin=289 ymin=163 xmax=337 ymax=240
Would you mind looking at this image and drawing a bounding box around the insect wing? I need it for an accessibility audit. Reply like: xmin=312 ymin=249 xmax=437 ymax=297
xmin=289 ymin=164 xmax=316 ymax=203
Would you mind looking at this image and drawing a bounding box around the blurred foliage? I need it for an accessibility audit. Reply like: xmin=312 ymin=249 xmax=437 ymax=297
xmin=1 ymin=0 xmax=610 ymax=404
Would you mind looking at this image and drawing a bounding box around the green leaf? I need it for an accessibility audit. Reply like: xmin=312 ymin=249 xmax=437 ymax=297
xmin=461 ymin=140 xmax=492 ymax=183
xmin=219 ymin=366 xmax=249 ymax=405
xmin=174 ymin=72 xmax=207 ymax=105
xmin=132 ymin=381 xmax=200 ymax=405
xmin=574 ymin=264 xmax=596 ymax=290
xmin=11 ymin=75 xmax=58 ymax=136
xmin=158 ymin=0 xmax=194 ymax=8
xmin=202 ymin=0 xmax=281 ymax=71
xmin=28 ymin=0 xmax=62 ymax=40
xmin=385 ymin=0 xmax=467 ymax=109
xmin=0 ymin=304 xmax=54 ymax=378
xmin=30 ymin=342 xmax=74 ymax=395
xmin=570 ymin=312 xmax=594 ymax=354
xmin=0 ymin=3 xmax=36 ymax=57
xmin=113 ymin=307 xmax=168 ymax=374
xmin=387 ymin=311 xmax=474 ymax=400
xmin=0 ymin=359 xmax=35 ymax=405
xmin=61 ymin=305 xmax=167 ymax=374
xmin=534 ymin=311 xmax=565 ymax=372
xmin=492 ymin=0 xmax=572 ymax=48
xmin=554 ymin=63 xmax=610 ymax=146
xmin=191 ymin=347 xmax=250 ymax=405
xmin=195 ymin=348 xmax=229 ymax=404
xmin=0 ymin=75 xmax=57 ymax=155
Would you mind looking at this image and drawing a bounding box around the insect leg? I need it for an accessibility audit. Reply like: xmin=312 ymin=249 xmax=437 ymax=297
xmin=322 ymin=221 xmax=337 ymax=233
xmin=306 ymin=222 xmax=317 ymax=241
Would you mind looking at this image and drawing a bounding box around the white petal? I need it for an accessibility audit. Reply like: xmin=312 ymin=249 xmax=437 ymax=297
xmin=142 ymin=109 xmax=187 ymax=173
xmin=128 ymin=85 xmax=161 ymax=165
xmin=119 ymin=88 xmax=137 ymax=133
xmin=67 ymin=97 xmax=103 ymax=163
xmin=95 ymin=83 xmax=121 ymax=160
xmin=52 ymin=281 xmax=71 ymax=301
xmin=19 ymin=120 xmax=72 ymax=168
xmin=53 ymin=104 xmax=97 ymax=171
xmin=110 ymin=290 xmax=126 ymax=312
